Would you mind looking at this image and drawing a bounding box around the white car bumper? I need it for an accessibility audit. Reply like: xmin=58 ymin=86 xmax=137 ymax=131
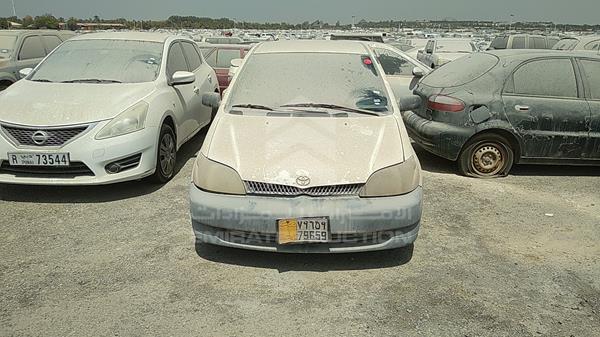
xmin=0 ymin=122 xmax=159 ymax=185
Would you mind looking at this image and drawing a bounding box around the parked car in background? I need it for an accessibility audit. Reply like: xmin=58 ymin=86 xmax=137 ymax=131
xmin=190 ymin=40 xmax=423 ymax=253
xmin=197 ymin=43 xmax=252 ymax=92
xmin=0 ymin=32 xmax=219 ymax=185
xmin=553 ymin=35 xmax=600 ymax=51
xmin=194 ymin=36 xmax=244 ymax=44
xmin=369 ymin=42 xmax=430 ymax=98
xmin=487 ymin=34 xmax=559 ymax=50
xmin=0 ymin=30 xmax=75 ymax=91
xmin=330 ymin=33 xmax=385 ymax=43
xmin=402 ymin=50 xmax=600 ymax=178
xmin=417 ymin=38 xmax=476 ymax=68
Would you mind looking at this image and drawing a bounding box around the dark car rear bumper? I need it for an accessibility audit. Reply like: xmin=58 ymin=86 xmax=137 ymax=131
xmin=402 ymin=110 xmax=475 ymax=161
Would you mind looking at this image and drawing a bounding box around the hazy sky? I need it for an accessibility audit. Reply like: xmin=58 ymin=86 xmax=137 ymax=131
xmin=2 ymin=0 xmax=600 ymax=24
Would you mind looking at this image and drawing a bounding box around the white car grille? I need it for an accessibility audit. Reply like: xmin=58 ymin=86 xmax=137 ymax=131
xmin=1 ymin=124 xmax=89 ymax=147
xmin=244 ymin=181 xmax=363 ymax=197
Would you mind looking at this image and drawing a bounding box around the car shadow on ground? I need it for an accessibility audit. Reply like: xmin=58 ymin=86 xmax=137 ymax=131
xmin=195 ymin=243 xmax=414 ymax=272
xmin=412 ymin=142 xmax=600 ymax=177
xmin=0 ymin=129 xmax=208 ymax=203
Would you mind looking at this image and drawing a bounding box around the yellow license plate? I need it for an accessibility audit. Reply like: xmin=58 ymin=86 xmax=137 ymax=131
xmin=277 ymin=217 xmax=330 ymax=244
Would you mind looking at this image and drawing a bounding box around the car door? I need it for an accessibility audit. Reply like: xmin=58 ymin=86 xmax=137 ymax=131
xmin=16 ymin=34 xmax=46 ymax=77
xmin=166 ymin=41 xmax=197 ymax=143
xmin=502 ymin=57 xmax=591 ymax=159
xmin=577 ymin=58 xmax=600 ymax=159
xmin=181 ymin=41 xmax=213 ymax=130
xmin=373 ymin=46 xmax=424 ymax=99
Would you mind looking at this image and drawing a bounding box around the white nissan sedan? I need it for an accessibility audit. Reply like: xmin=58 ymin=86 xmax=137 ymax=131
xmin=0 ymin=32 xmax=220 ymax=185
xmin=190 ymin=40 xmax=423 ymax=253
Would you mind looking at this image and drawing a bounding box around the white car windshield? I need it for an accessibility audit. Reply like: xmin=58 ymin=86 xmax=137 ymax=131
xmin=29 ymin=39 xmax=163 ymax=83
xmin=0 ymin=35 xmax=16 ymax=59
xmin=227 ymin=52 xmax=390 ymax=114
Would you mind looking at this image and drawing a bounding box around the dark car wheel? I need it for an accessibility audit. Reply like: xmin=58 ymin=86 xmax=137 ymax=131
xmin=458 ymin=133 xmax=514 ymax=178
xmin=0 ymin=81 xmax=12 ymax=91
xmin=149 ymin=123 xmax=177 ymax=184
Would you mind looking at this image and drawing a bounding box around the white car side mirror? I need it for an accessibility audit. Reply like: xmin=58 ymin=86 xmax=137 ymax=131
xmin=19 ymin=68 xmax=33 ymax=78
xmin=170 ymin=71 xmax=196 ymax=86
xmin=202 ymin=92 xmax=221 ymax=108
xmin=230 ymin=58 xmax=243 ymax=68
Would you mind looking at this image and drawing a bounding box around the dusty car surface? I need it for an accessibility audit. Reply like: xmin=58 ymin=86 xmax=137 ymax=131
xmin=488 ymin=34 xmax=559 ymax=51
xmin=0 ymin=30 xmax=75 ymax=91
xmin=417 ymin=38 xmax=476 ymax=68
xmin=553 ymin=35 xmax=600 ymax=51
xmin=368 ymin=42 xmax=430 ymax=99
xmin=190 ymin=40 xmax=423 ymax=253
xmin=0 ymin=32 xmax=219 ymax=185
xmin=402 ymin=50 xmax=600 ymax=178
xmin=197 ymin=43 xmax=252 ymax=92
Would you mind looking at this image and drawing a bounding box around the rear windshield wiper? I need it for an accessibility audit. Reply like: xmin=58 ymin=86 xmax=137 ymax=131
xmin=30 ymin=79 xmax=53 ymax=83
xmin=280 ymin=103 xmax=381 ymax=116
xmin=62 ymin=79 xmax=122 ymax=84
xmin=231 ymin=104 xmax=274 ymax=111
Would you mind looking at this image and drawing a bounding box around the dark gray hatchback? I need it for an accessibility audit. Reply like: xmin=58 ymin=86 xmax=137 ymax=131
xmin=402 ymin=50 xmax=600 ymax=177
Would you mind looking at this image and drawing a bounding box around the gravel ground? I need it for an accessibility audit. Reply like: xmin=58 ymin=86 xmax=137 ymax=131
xmin=1 ymin=130 xmax=599 ymax=337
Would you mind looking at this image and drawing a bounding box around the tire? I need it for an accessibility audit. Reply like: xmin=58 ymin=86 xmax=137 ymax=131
xmin=149 ymin=123 xmax=177 ymax=184
xmin=0 ymin=81 xmax=12 ymax=91
xmin=458 ymin=133 xmax=514 ymax=178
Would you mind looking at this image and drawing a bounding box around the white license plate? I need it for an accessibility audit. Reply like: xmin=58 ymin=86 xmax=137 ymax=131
xmin=7 ymin=153 xmax=70 ymax=166
xmin=278 ymin=217 xmax=330 ymax=244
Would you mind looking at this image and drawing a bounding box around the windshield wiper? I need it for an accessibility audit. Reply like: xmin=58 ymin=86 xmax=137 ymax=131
xmin=30 ymin=79 xmax=53 ymax=83
xmin=280 ymin=103 xmax=381 ymax=116
xmin=231 ymin=104 xmax=274 ymax=111
xmin=62 ymin=79 xmax=122 ymax=84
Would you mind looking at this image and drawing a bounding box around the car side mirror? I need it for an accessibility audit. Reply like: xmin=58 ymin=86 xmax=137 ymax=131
xmin=19 ymin=68 xmax=33 ymax=78
xmin=412 ymin=67 xmax=425 ymax=78
xmin=202 ymin=92 xmax=221 ymax=108
xmin=170 ymin=71 xmax=195 ymax=86
xmin=398 ymin=95 xmax=421 ymax=112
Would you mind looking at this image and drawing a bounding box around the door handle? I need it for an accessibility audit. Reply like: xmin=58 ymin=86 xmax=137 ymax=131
xmin=515 ymin=105 xmax=530 ymax=112
xmin=193 ymin=87 xmax=200 ymax=94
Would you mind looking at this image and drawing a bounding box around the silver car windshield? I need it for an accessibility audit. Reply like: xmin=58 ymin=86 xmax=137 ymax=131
xmin=227 ymin=52 xmax=390 ymax=113
xmin=0 ymin=35 xmax=17 ymax=59
xmin=29 ymin=39 xmax=163 ymax=83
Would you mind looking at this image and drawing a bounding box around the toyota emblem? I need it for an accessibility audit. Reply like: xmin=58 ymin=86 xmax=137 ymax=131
xmin=31 ymin=130 xmax=49 ymax=145
xmin=296 ymin=175 xmax=311 ymax=187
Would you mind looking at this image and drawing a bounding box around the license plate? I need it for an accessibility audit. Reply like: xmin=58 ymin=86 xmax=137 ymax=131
xmin=278 ymin=217 xmax=330 ymax=244
xmin=7 ymin=153 xmax=70 ymax=166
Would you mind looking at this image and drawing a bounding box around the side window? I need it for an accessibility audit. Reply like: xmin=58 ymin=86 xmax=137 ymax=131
xmin=579 ymin=60 xmax=600 ymax=100
xmin=512 ymin=59 xmax=577 ymax=98
xmin=374 ymin=48 xmax=413 ymax=76
xmin=166 ymin=42 xmax=189 ymax=78
xmin=512 ymin=37 xmax=526 ymax=49
xmin=425 ymin=41 xmax=434 ymax=53
xmin=531 ymin=37 xmax=546 ymax=49
xmin=216 ymin=49 xmax=241 ymax=68
xmin=19 ymin=36 xmax=46 ymax=60
xmin=584 ymin=40 xmax=600 ymax=51
xmin=181 ymin=42 xmax=202 ymax=71
xmin=42 ymin=35 xmax=63 ymax=53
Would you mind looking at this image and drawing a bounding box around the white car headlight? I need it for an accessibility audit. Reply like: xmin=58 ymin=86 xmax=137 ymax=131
xmin=360 ymin=155 xmax=422 ymax=197
xmin=95 ymin=101 xmax=149 ymax=140
xmin=192 ymin=153 xmax=246 ymax=195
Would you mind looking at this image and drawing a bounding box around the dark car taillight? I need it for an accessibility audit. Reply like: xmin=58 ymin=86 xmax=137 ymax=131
xmin=427 ymin=95 xmax=465 ymax=112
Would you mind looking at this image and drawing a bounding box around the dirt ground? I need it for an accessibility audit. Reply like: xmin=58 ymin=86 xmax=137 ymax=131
xmin=1 ymin=130 xmax=599 ymax=337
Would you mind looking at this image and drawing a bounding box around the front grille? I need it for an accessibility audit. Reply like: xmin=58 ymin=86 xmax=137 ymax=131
xmin=244 ymin=181 xmax=363 ymax=197
xmin=0 ymin=161 xmax=95 ymax=178
xmin=1 ymin=125 xmax=88 ymax=147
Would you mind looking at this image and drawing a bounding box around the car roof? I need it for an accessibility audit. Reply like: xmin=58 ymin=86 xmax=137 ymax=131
xmin=196 ymin=43 xmax=253 ymax=49
xmin=71 ymin=32 xmax=179 ymax=43
xmin=0 ymin=29 xmax=71 ymax=36
xmin=252 ymin=40 xmax=370 ymax=54
xmin=486 ymin=49 xmax=600 ymax=59
xmin=577 ymin=35 xmax=600 ymax=43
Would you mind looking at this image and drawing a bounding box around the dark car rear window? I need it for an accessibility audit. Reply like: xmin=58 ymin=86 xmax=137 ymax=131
xmin=489 ymin=36 xmax=508 ymax=50
xmin=421 ymin=53 xmax=499 ymax=88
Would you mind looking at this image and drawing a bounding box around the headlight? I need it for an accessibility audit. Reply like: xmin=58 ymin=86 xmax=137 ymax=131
xmin=192 ymin=153 xmax=246 ymax=195
xmin=360 ymin=155 xmax=422 ymax=197
xmin=95 ymin=101 xmax=149 ymax=140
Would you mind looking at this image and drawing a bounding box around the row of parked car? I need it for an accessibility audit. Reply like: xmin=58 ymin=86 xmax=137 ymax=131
xmin=0 ymin=31 xmax=598 ymax=253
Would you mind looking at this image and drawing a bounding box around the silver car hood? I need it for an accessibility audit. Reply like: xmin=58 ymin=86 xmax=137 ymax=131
xmin=0 ymin=80 xmax=156 ymax=126
xmin=206 ymin=114 xmax=405 ymax=186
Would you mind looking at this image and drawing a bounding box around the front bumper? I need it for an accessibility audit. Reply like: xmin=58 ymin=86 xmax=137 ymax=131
xmin=0 ymin=122 xmax=158 ymax=185
xmin=402 ymin=110 xmax=474 ymax=161
xmin=190 ymin=184 xmax=423 ymax=253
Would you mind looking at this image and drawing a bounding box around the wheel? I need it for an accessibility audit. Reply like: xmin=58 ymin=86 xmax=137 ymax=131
xmin=0 ymin=81 xmax=12 ymax=91
xmin=458 ymin=133 xmax=514 ymax=178
xmin=149 ymin=123 xmax=177 ymax=183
